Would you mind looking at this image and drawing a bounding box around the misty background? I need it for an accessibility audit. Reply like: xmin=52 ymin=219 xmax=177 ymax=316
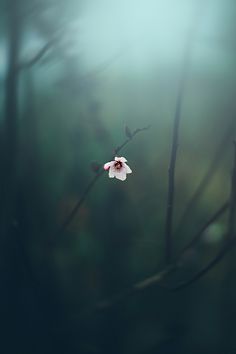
xmin=0 ymin=0 xmax=236 ymax=353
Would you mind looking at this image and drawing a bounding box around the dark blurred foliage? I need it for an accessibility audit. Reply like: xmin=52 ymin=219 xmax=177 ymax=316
xmin=0 ymin=0 xmax=236 ymax=353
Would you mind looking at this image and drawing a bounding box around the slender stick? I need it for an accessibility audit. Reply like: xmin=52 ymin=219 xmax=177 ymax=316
xmin=170 ymin=236 xmax=236 ymax=291
xmin=93 ymin=203 xmax=233 ymax=310
xmin=176 ymin=117 xmax=236 ymax=235
xmin=164 ymin=2 xmax=202 ymax=264
xmin=50 ymin=125 xmax=150 ymax=246
xmin=95 ymin=200 xmax=229 ymax=309
xmin=171 ymin=142 xmax=236 ymax=290
xmin=164 ymin=48 xmax=190 ymax=264
xmin=68 ymin=233 xmax=236 ymax=321
xmin=18 ymin=37 xmax=58 ymax=70
xmin=179 ymin=201 xmax=229 ymax=256
xmin=51 ymin=171 xmax=104 ymax=244
xmin=227 ymin=141 xmax=236 ymax=239
xmin=165 ymin=94 xmax=181 ymax=263
xmin=95 ymin=265 xmax=175 ymax=311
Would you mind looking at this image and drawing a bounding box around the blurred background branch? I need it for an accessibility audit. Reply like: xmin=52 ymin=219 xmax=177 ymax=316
xmin=164 ymin=1 xmax=203 ymax=264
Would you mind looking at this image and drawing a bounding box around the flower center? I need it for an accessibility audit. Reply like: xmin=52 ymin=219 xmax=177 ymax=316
xmin=114 ymin=161 xmax=123 ymax=170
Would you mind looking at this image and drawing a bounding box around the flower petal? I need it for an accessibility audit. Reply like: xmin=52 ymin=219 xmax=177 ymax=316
xmin=109 ymin=166 xmax=116 ymax=178
xmin=124 ymin=163 xmax=132 ymax=174
xmin=104 ymin=161 xmax=113 ymax=170
xmin=115 ymin=171 xmax=127 ymax=181
xmin=115 ymin=156 xmax=127 ymax=163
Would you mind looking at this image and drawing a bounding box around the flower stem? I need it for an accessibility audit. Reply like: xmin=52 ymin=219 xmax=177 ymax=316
xmin=50 ymin=125 xmax=150 ymax=246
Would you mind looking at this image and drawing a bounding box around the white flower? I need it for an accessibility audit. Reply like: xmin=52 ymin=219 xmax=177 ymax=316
xmin=104 ymin=156 xmax=132 ymax=181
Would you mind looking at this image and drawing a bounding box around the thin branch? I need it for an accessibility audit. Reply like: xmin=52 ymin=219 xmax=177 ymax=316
xmin=96 ymin=265 xmax=175 ymax=311
xmin=164 ymin=3 xmax=202 ymax=264
xmin=114 ymin=125 xmax=151 ymax=154
xmin=75 ymin=266 xmax=175 ymax=320
xmin=66 ymin=234 xmax=236 ymax=322
xmin=170 ymin=142 xmax=236 ymax=290
xmin=51 ymin=171 xmax=104 ymax=246
xmin=93 ymin=200 xmax=229 ymax=310
xmin=164 ymin=46 xmax=191 ymax=264
xmin=96 ymin=226 xmax=235 ymax=309
xmin=165 ymin=87 xmax=184 ymax=264
xmin=179 ymin=201 xmax=229 ymax=256
xmin=176 ymin=116 xmax=236 ymax=235
xmin=18 ymin=37 xmax=58 ymax=70
xmin=227 ymin=141 xmax=236 ymax=239
xmin=170 ymin=236 xmax=236 ymax=291
xmin=50 ymin=125 xmax=150 ymax=246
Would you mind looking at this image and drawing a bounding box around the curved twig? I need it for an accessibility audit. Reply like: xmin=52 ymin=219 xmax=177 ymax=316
xmin=50 ymin=125 xmax=150 ymax=246
xmin=165 ymin=78 xmax=185 ymax=264
xmin=164 ymin=1 xmax=202 ymax=264
xmin=227 ymin=141 xmax=236 ymax=239
xmin=85 ymin=198 xmax=230 ymax=312
xmin=179 ymin=201 xmax=229 ymax=256
xmin=170 ymin=236 xmax=236 ymax=291
xmin=175 ymin=117 xmax=236 ymax=236
xmin=170 ymin=141 xmax=236 ymax=290
xmin=18 ymin=37 xmax=58 ymax=70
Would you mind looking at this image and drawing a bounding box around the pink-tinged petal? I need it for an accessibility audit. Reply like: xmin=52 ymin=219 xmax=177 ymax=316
xmin=115 ymin=156 xmax=127 ymax=163
xmin=119 ymin=165 xmax=127 ymax=173
xmin=116 ymin=172 xmax=127 ymax=181
xmin=124 ymin=163 xmax=132 ymax=174
xmin=104 ymin=161 xmax=113 ymax=170
xmin=109 ymin=166 xmax=116 ymax=178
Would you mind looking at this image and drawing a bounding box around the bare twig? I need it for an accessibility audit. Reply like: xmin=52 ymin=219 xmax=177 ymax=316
xmin=94 ymin=200 xmax=229 ymax=309
xmin=164 ymin=47 xmax=191 ymax=264
xmin=70 ymin=234 xmax=236 ymax=321
xmin=176 ymin=117 xmax=236 ymax=235
xmin=50 ymin=125 xmax=150 ymax=246
xmin=179 ymin=201 xmax=229 ymax=256
xmin=164 ymin=2 xmax=202 ymax=264
xmin=18 ymin=37 xmax=58 ymax=70
xmin=96 ymin=205 xmax=233 ymax=306
xmin=52 ymin=171 xmax=104 ymax=245
xmin=170 ymin=142 xmax=236 ymax=290
xmin=227 ymin=141 xmax=236 ymax=239
xmin=170 ymin=236 xmax=236 ymax=291
xmin=114 ymin=125 xmax=151 ymax=154
xmin=165 ymin=85 xmax=184 ymax=264
xmin=96 ymin=265 xmax=175 ymax=311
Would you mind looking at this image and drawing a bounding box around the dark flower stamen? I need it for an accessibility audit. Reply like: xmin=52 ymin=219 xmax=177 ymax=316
xmin=114 ymin=161 xmax=123 ymax=170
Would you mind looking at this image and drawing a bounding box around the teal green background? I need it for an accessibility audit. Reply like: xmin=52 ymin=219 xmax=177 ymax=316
xmin=0 ymin=0 xmax=236 ymax=353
